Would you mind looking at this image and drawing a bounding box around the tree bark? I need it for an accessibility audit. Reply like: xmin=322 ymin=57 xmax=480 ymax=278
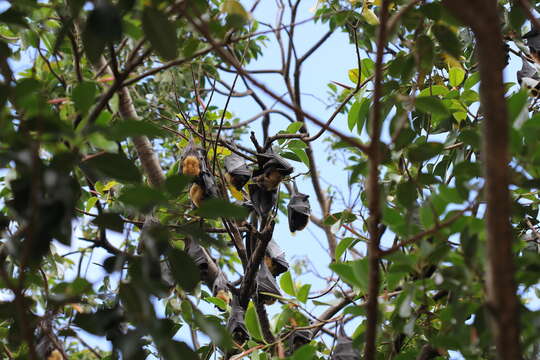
xmin=117 ymin=86 xmax=165 ymax=188
xmin=442 ymin=1 xmax=522 ymax=359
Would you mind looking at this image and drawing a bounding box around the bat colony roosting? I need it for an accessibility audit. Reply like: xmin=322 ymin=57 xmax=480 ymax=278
xmin=177 ymin=135 xmax=319 ymax=354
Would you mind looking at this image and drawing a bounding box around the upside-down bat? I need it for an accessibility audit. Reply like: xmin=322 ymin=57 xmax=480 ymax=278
xmin=227 ymin=297 xmax=249 ymax=344
xmin=248 ymin=183 xmax=278 ymax=219
xmin=255 ymin=262 xmax=282 ymax=305
xmin=212 ymin=270 xmax=231 ymax=308
xmin=253 ymin=149 xmax=294 ymax=191
xmin=185 ymin=237 xmax=210 ymax=281
xmin=180 ymin=139 xmax=219 ymax=207
xmin=524 ymin=27 xmax=540 ymax=64
xmin=181 ymin=139 xmax=203 ymax=177
xmin=287 ymin=182 xmax=310 ymax=232
xmin=517 ymin=56 xmax=540 ymax=96
xmin=264 ymin=239 xmax=289 ymax=277
xmin=287 ymin=328 xmax=313 ymax=355
xmin=36 ymin=319 xmax=65 ymax=360
xmin=224 ymin=153 xmax=252 ymax=190
xmin=331 ymin=325 xmax=360 ymax=360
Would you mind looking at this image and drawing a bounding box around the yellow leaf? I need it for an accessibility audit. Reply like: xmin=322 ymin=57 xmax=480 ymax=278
xmin=348 ymin=68 xmax=359 ymax=84
xmin=216 ymin=146 xmax=232 ymax=156
xmin=362 ymin=7 xmax=379 ymax=25
xmin=443 ymin=53 xmax=462 ymax=69
xmin=103 ymin=180 xmax=119 ymax=191
xmin=228 ymin=184 xmax=244 ymax=201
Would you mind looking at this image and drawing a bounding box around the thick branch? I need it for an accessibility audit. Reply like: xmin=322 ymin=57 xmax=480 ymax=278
xmin=364 ymin=1 xmax=390 ymax=359
xmin=442 ymin=1 xmax=521 ymax=359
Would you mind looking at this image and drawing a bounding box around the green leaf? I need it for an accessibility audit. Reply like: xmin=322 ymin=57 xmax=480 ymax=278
xmin=167 ymin=249 xmax=200 ymax=292
xmin=286 ymin=122 xmax=304 ymax=133
xmin=352 ymin=258 xmax=369 ymax=290
xmin=82 ymin=152 xmax=142 ymax=183
xmin=142 ymin=7 xmax=178 ymax=60
xmin=85 ymin=196 xmax=98 ymax=212
xmin=335 ymin=237 xmax=358 ymax=259
xmin=205 ymin=296 xmax=228 ymax=311
xmin=92 ymin=212 xmax=124 ymax=233
xmin=397 ymin=181 xmax=417 ymax=207
xmin=348 ymin=101 xmax=361 ymax=131
xmin=279 ymin=271 xmax=296 ymax=297
xmin=244 ymin=301 xmax=263 ymax=342
xmin=296 ymin=284 xmax=311 ymax=303
xmin=72 ymin=81 xmax=98 ymax=115
xmin=507 ymin=90 xmax=528 ymax=125
xmin=220 ymin=0 xmax=250 ymax=28
xmin=449 ymin=67 xmax=465 ymax=87
xmin=196 ymin=199 xmax=249 ymax=219
xmin=329 ymin=262 xmax=359 ymax=287
xmin=105 ymin=120 xmax=165 ymax=140
xmin=289 ymin=148 xmax=309 ymax=167
xmin=292 ymin=344 xmax=316 ymax=360
xmin=82 ymin=2 xmax=122 ymax=64
xmin=464 ymin=72 xmax=480 ymax=89
xmin=164 ymin=174 xmax=192 ymax=197
xmin=416 ymin=35 xmax=434 ymax=72
xmin=118 ymin=185 xmax=167 ymax=212
xmin=0 ymin=8 xmax=28 ymax=27
xmin=408 ymin=142 xmax=444 ymax=163
xmin=432 ymin=24 xmax=462 ymax=59
xmin=415 ymin=96 xmax=450 ymax=116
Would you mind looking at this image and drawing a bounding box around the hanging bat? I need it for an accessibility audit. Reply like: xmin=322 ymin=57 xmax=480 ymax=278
xmin=185 ymin=237 xmax=210 ymax=281
xmin=188 ymin=151 xmax=219 ymax=208
xmin=248 ymin=183 xmax=278 ymax=219
xmin=212 ymin=270 xmax=231 ymax=308
xmin=180 ymin=139 xmax=204 ymax=177
xmin=253 ymin=149 xmax=294 ymax=191
xmin=331 ymin=325 xmax=360 ymax=360
xmin=224 ymin=153 xmax=252 ymax=190
xmin=256 ymin=262 xmax=282 ymax=305
xmin=517 ymin=56 xmax=540 ymax=96
xmin=36 ymin=319 xmax=65 ymax=360
xmin=523 ymin=26 xmax=540 ymax=64
xmin=287 ymin=182 xmax=310 ymax=232
xmin=287 ymin=328 xmax=313 ymax=355
xmin=227 ymin=297 xmax=249 ymax=344
xmin=265 ymin=239 xmax=289 ymax=277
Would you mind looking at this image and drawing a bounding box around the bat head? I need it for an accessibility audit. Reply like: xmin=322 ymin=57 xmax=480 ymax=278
xmin=180 ymin=139 xmax=204 ymax=177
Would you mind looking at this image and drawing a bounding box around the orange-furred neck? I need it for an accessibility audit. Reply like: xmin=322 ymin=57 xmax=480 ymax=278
xmin=183 ymin=155 xmax=201 ymax=177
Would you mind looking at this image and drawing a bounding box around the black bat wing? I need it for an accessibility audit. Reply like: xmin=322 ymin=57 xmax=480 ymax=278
xmin=257 ymin=150 xmax=294 ymax=175
xmin=266 ymin=239 xmax=289 ymax=276
xmin=249 ymin=184 xmax=277 ymax=217
xmin=227 ymin=303 xmax=249 ymax=343
xmin=331 ymin=325 xmax=360 ymax=360
xmin=256 ymin=262 xmax=281 ymax=297
xmin=288 ymin=193 xmax=311 ymax=232
xmin=212 ymin=271 xmax=228 ymax=296
xmin=225 ymin=153 xmax=252 ymax=177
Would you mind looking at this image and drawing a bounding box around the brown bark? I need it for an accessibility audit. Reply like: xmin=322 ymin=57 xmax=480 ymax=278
xmin=117 ymin=86 xmax=165 ymax=187
xmin=364 ymin=1 xmax=390 ymax=359
xmin=442 ymin=1 xmax=521 ymax=359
